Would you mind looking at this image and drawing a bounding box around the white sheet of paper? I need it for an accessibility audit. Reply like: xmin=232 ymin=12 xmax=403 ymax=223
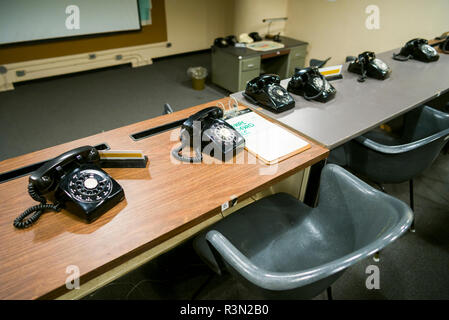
xmin=227 ymin=111 xmax=310 ymax=162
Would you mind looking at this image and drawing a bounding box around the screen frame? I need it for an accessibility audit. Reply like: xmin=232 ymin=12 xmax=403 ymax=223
xmin=0 ymin=0 xmax=142 ymax=47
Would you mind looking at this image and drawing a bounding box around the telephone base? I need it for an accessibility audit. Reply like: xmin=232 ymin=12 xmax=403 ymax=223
xmin=62 ymin=188 xmax=125 ymax=223
xmin=242 ymin=92 xmax=295 ymax=114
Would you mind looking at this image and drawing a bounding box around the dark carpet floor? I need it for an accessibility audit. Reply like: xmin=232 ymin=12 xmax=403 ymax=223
xmin=0 ymin=51 xmax=229 ymax=161
xmin=1 ymin=51 xmax=448 ymax=300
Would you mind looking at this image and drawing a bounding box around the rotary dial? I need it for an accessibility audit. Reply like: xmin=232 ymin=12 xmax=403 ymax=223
xmin=68 ymin=169 xmax=112 ymax=203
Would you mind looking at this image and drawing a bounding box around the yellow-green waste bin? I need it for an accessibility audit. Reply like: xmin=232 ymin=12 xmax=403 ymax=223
xmin=187 ymin=67 xmax=208 ymax=90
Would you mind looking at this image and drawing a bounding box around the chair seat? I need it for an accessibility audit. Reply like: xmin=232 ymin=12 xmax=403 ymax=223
xmin=194 ymin=165 xmax=413 ymax=299
xmin=195 ymin=193 xmax=352 ymax=274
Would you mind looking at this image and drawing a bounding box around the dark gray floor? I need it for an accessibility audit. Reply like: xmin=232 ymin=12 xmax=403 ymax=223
xmin=1 ymin=52 xmax=448 ymax=300
xmin=0 ymin=51 xmax=229 ymax=161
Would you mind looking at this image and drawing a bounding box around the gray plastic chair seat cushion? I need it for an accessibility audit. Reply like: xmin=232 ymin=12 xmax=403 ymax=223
xmin=194 ymin=165 xmax=413 ymax=295
xmin=195 ymin=193 xmax=349 ymax=275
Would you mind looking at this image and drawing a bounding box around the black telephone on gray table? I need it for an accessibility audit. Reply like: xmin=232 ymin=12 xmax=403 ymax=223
xmin=243 ymin=74 xmax=295 ymax=113
xmin=348 ymin=51 xmax=391 ymax=82
xmin=393 ymin=38 xmax=439 ymax=62
xmin=14 ymin=146 xmax=125 ymax=229
xmin=172 ymin=107 xmax=245 ymax=163
xmin=287 ymin=66 xmax=336 ymax=103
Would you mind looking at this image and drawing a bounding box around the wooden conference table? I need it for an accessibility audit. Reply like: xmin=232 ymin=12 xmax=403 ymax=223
xmin=0 ymin=98 xmax=328 ymax=300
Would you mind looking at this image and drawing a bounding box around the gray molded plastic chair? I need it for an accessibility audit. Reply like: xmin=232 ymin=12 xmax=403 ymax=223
xmin=329 ymin=105 xmax=449 ymax=229
xmin=163 ymin=103 xmax=174 ymax=115
xmin=193 ymin=164 xmax=413 ymax=299
xmin=309 ymin=57 xmax=331 ymax=68
xmin=344 ymin=105 xmax=449 ymax=183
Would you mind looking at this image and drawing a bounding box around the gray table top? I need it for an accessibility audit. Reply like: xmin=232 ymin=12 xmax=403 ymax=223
xmin=231 ymin=49 xmax=449 ymax=149
xmin=212 ymin=36 xmax=308 ymax=58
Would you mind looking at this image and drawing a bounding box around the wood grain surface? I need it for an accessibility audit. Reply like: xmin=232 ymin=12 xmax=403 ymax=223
xmin=0 ymin=98 xmax=328 ymax=299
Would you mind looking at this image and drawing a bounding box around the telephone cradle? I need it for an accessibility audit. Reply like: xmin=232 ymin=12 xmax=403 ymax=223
xmin=172 ymin=106 xmax=245 ymax=163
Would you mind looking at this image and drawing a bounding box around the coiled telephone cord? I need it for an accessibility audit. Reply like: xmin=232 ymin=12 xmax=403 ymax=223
xmin=171 ymin=129 xmax=203 ymax=163
xmin=303 ymin=74 xmax=326 ymax=100
xmin=392 ymin=53 xmax=412 ymax=62
xmin=13 ymin=183 xmax=62 ymax=229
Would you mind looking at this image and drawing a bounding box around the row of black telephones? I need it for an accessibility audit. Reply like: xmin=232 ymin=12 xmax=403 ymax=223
xmin=214 ymin=32 xmax=280 ymax=48
xmin=16 ymin=109 xmax=246 ymax=229
xmin=243 ymin=38 xmax=443 ymax=113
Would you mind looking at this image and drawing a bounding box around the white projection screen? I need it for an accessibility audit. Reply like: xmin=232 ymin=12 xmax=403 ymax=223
xmin=0 ymin=0 xmax=141 ymax=45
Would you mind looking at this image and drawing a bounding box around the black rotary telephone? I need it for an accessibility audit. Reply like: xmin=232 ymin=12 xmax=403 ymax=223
xmin=225 ymin=35 xmax=238 ymax=46
xmin=243 ymin=74 xmax=295 ymax=113
xmin=248 ymin=32 xmax=263 ymax=42
xmin=14 ymin=146 xmax=125 ymax=229
xmin=348 ymin=51 xmax=391 ymax=82
xmin=172 ymin=107 xmax=245 ymax=163
xmin=393 ymin=38 xmax=439 ymax=62
xmin=214 ymin=37 xmax=229 ymax=48
xmin=287 ymin=67 xmax=336 ymax=102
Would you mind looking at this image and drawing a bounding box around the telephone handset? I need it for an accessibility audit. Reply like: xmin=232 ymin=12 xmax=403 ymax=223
xmin=393 ymin=38 xmax=439 ymax=62
xmin=248 ymin=32 xmax=263 ymax=42
xmin=287 ymin=67 xmax=336 ymax=102
xmin=243 ymin=74 xmax=295 ymax=113
xmin=172 ymin=107 xmax=245 ymax=163
xmin=348 ymin=51 xmax=391 ymax=82
xmin=14 ymin=146 xmax=125 ymax=229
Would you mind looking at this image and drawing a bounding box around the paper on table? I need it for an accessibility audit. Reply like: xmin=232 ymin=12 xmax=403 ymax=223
xmin=227 ymin=110 xmax=310 ymax=163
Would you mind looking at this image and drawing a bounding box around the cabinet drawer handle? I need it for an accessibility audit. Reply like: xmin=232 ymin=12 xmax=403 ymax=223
xmin=247 ymin=64 xmax=254 ymax=68
xmin=295 ymin=53 xmax=301 ymax=57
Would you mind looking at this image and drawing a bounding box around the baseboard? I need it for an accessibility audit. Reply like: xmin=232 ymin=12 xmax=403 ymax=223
xmin=0 ymin=41 xmax=173 ymax=92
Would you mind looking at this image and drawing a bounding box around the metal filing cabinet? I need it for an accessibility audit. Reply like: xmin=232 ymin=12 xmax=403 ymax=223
xmin=211 ymin=36 xmax=308 ymax=92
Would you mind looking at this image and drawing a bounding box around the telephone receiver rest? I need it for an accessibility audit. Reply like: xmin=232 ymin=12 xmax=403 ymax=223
xmin=29 ymin=145 xmax=99 ymax=194
xmin=186 ymin=106 xmax=223 ymax=123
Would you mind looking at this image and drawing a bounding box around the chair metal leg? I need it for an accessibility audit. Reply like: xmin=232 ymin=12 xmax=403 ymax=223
xmin=326 ymin=286 xmax=333 ymax=300
xmin=409 ymin=179 xmax=416 ymax=233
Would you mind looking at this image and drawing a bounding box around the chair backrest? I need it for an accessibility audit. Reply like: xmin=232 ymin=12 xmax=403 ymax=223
xmin=309 ymin=57 xmax=331 ymax=68
xmin=163 ymin=103 xmax=174 ymax=115
xmin=401 ymin=105 xmax=449 ymax=141
xmin=318 ymin=165 xmax=413 ymax=250
xmin=347 ymin=106 xmax=449 ymax=183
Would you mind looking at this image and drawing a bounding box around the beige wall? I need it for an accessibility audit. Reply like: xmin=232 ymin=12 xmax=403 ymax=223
xmin=284 ymin=0 xmax=449 ymax=65
xmin=160 ymin=0 xmax=290 ymax=56
xmin=232 ymin=0 xmax=289 ymax=36
xmin=161 ymin=0 xmax=234 ymax=56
